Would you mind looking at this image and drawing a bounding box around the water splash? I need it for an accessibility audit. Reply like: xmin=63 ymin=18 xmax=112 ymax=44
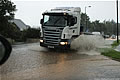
xmin=71 ymin=35 xmax=105 ymax=51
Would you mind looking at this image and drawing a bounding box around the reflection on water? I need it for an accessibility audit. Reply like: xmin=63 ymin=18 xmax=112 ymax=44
xmin=55 ymin=54 xmax=66 ymax=73
xmin=40 ymin=49 xmax=89 ymax=66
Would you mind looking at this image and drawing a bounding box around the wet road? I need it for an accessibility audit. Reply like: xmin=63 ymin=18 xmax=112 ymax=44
xmin=1 ymin=41 xmax=120 ymax=80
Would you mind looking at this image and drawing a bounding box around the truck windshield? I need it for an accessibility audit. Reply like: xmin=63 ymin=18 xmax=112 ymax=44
xmin=43 ymin=15 xmax=67 ymax=27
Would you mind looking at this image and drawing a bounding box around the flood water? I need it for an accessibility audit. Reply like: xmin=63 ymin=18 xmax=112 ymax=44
xmin=1 ymin=35 xmax=118 ymax=80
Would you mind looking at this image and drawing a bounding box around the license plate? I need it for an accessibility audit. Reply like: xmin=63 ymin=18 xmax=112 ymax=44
xmin=48 ymin=46 xmax=54 ymax=48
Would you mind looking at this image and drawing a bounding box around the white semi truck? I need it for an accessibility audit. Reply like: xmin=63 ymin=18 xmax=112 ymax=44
xmin=40 ymin=7 xmax=83 ymax=49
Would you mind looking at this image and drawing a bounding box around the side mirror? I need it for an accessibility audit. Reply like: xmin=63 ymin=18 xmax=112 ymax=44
xmin=0 ymin=35 xmax=12 ymax=65
xmin=69 ymin=17 xmax=77 ymax=26
xmin=40 ymin=19 xmax=43 ymax=24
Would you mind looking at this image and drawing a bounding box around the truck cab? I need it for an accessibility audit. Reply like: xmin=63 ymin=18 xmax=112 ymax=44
xmin=40 ymin=7 xmax=81 ymax=49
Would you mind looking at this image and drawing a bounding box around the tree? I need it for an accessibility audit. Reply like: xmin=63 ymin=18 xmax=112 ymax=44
xmin=80 ymin=13 xmax=90 ymax=32
xmin=0 ymin=0 xmax=16 ymax=37
xmin=80 ymin=12 xmax=119 ymax=35
xmin=0 ymin=0 xmax=16 ymax=18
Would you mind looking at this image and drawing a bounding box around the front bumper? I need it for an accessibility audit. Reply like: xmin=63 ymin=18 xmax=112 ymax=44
xmin=40 ymin=39 xmax=71 ymax=49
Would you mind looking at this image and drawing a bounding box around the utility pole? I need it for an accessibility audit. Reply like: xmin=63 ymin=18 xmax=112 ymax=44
xmin=116 ymin=0 xmax=119 ymax=43
xmin=85 ymin=6 xmax=87 ymax=31
xmin=85 ymin=6 xmax=91 ymax=32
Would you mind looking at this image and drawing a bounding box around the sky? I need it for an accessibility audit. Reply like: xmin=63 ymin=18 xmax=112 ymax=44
xmin=11 ymin=0 xmax=120 ymax=27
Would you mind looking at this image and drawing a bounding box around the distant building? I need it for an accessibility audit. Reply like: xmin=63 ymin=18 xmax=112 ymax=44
xmin=9 ymin=19 xmax=29 ymax=31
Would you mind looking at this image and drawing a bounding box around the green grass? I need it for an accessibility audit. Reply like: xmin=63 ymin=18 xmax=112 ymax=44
xmin=101 ymin=48 xmax=120 ymax=61
xmin=100 ymin=40 xmax=120 ymax=61
xmin=101 ymin=40 xmax=120 ymax=61
xmin=111 ymin=40 xmax=120 ymax=48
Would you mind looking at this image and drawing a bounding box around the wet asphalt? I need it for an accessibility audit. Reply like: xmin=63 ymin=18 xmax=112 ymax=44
xmin=1 ymin=40 xmax=120 ymax=80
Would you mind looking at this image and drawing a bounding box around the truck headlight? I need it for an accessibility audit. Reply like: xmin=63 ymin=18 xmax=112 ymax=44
xmin=40 ymin=40 xmax=43 ymax=43
xmin=60 ymin=42 xmax=68 ymax=45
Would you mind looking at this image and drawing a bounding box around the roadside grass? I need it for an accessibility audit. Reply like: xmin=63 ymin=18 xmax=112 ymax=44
xmin=101 ymin=40 xmax=120 ymax=61
xmin=111 ymin=40 xmax=120 ymax=48
xmin=101 ymin=48 xmax=120 ymax=61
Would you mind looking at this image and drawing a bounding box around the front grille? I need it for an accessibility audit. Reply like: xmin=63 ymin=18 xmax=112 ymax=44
xmin=43 ymin=27 xmax=63 ymax=45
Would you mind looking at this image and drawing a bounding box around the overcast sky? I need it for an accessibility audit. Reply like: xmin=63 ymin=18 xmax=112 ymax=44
xmin=11 ymin=0 xmax=120 ymax=27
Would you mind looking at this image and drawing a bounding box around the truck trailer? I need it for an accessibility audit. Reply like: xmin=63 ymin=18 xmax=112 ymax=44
xmin=40 ymin=7 xmax=83 ymax=49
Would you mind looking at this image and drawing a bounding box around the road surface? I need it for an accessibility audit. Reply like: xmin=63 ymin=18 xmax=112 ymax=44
xmin=1 ymin=40 xmax=120 ymax=80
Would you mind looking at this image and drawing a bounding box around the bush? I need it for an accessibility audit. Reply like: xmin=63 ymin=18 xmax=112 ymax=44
xmin=22 ymin=27 xmax=40 ymax=39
